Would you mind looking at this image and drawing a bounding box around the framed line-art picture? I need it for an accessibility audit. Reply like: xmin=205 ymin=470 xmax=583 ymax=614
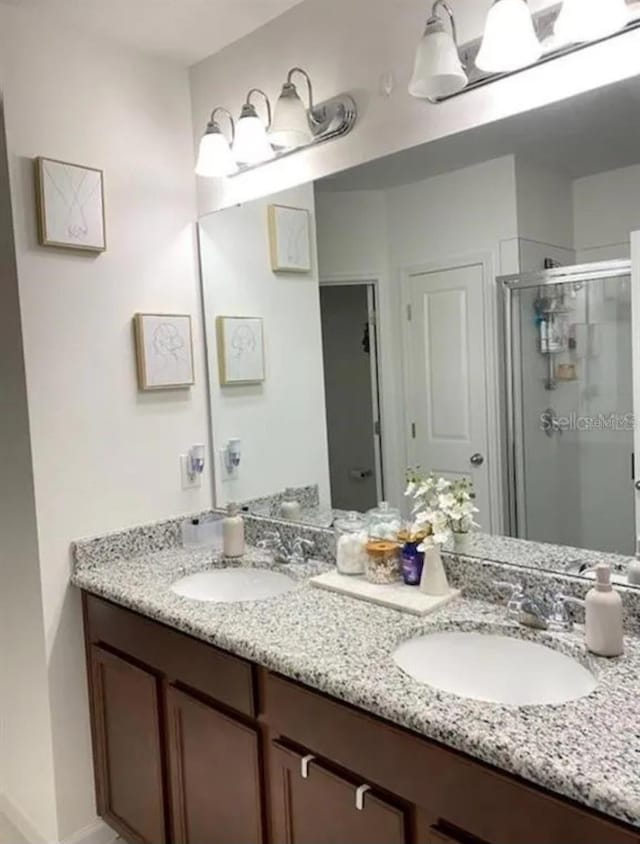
xmin=267 ymin=204 xmax=312 ymax=273
xmin=134 ymin=313 xmax=195 ymax=391
xmin=35 ymin=157 xmax=106 ymax=253
xmin=216 ymin=316 xmax=265 ymax=385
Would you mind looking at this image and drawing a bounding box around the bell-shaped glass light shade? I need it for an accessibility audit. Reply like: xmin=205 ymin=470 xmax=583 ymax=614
xmin=195 ymin=128 xmax=238 ymax=177
xmin=476 ymin=0 xmax=542 ymax=73
xmin=232 ymin=109 xmax=274 ymax=165
xmin=554 ymin=0 xmax=628 ymax=44
xmin=270 ymin=83 xmax=313 ymax=149
xmin=409 ymin=19 xmax=468 ymax=99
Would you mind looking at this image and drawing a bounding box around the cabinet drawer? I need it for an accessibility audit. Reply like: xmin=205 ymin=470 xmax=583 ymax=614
xmin=84 ymin=593 xmax=255 ymax=717
xmin=265 ymin=673 xmax=639 ymax=844
xmin=271 ymin=742 xmax=408 ymax=844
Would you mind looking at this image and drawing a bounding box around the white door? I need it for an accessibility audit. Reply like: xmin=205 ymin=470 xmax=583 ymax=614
xmin=405 ymin=262 xmax=491 ymax=527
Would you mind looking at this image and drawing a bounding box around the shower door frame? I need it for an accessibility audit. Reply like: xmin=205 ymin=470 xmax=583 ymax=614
xmin=499 ymin=259 xmax=632 ymax=540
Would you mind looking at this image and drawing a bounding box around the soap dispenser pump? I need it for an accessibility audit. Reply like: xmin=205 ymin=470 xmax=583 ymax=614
xmin=585 ymin=564 xmax=624 ymax=657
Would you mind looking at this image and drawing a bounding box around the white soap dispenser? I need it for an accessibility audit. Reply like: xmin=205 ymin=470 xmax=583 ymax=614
xmin=223 ymin=503 xmax=245 ymax=559
xmin=628 ymin=539 xmax=640 ymax=586
xmin=585 ymin=564 xmax=624 ymax=657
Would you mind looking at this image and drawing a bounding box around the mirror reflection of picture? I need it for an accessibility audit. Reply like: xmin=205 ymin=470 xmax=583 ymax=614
xmin=216 ymin=316 xmax=265 ymax=385
xmin=134 ymin=313 xmax=195 ymax=391
xmin=268 ymin=204 xmax=312 ymax=273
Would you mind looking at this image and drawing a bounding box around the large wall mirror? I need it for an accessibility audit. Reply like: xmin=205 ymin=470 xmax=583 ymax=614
xmin=198 ymin=75 xmax=640 ymax=582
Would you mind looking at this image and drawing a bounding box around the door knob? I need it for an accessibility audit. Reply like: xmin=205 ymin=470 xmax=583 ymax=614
xmin=635 ymin=480 xmax=640 ymax=491
xmin=470 ymin=453 xmax=484 ymax=467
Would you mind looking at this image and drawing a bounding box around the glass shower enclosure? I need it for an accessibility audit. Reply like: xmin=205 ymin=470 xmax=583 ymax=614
xmin=502 ymin=260 xmax=634 ymax=556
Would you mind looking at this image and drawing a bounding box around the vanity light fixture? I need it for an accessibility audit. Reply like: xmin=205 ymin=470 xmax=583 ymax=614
xmin=409 ymin=0 xmax=468 ymax=100
xmin=476 ymin=0 xmax=542 ymax=73
xmin=270 ymin=67 xmax=315 ymax=149
xmin=232 ymin=89 xmax=275 ymax=166
xmin=195 ymin=107 xmax=237 ymax=178
xmin=554 ymin=0 xmax=629 ymax=44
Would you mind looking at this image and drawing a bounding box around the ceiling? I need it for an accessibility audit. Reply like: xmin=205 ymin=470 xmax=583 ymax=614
xmin=319 ymin=76 xmax=640 ymax=192
xmin=1 ymin=0 xmax=304 ymax=65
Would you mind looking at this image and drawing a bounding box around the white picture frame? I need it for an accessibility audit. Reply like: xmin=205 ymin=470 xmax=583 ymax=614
xmin=35 ymin=157 xmax=106 ymax=253
xmin=134 ymin=313 xmax=195 ymax=391
xmin=216 ymin=316 xmax=265 ymax=385
xmin=268 ymin=204 xmax=312 ymax=273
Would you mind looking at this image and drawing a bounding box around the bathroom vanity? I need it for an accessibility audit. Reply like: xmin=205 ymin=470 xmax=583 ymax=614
xmin=73 ymin=522 xmax=640 ymax=844
xmin=82 ymin=592 xmax=638 ymax=844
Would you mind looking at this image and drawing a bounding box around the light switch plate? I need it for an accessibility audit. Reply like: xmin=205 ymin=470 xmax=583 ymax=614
xmin=180 ymin=455 xmax=201 ymax=490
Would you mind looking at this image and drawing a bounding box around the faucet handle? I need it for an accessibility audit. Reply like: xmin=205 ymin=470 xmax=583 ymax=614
xmin=547 ymin=593 xmax=575 ymax=632
xmin=290 ymin=536 xmax=314 ymax=563
xmin=493 ymin=580 xmax=524 ymax=599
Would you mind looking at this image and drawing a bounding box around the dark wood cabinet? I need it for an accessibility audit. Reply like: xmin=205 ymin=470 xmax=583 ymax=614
xmin=166 ymin=686 xmax=263 ymax=844
xmin=89 ymin=645 xmax=167 ymax=844
xmin=271 ymin=742 xmax=408 ymax=844
xmin=82 ymin=593 xmax=640 ymax=844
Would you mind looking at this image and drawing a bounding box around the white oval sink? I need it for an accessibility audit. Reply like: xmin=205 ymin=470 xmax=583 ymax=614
xmin=392 ymin=632 xmax=596 ymax=706
xmin=171 ymin=568 xmax=296 ymax=603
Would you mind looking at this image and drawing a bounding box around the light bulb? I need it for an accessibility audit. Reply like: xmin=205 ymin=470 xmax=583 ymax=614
xmin=409 ymin=17 xmax=468 ymax=99
xmin=270 ymin=82 xmax=313 ymax=149
xmin=232 ymin=104 xmax=274 ymax=166
xmin=195 ymin=129 xmax=237 ymax=178
xmin=554 ymin=0 xmax=629 ymax=43
xmin=476 ymin=0 xmax=542 ymax=73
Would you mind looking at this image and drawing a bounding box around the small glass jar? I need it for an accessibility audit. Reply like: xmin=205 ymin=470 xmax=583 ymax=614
xmin=366 ymin=501 xmax=402 ymax=541
xmin=280 ymin=488 xmax=302 ymax=521
xmin=334 ymin=512 xmax=368 ymax=575
xmin=365 ymin=540 xmax=401 ymax=584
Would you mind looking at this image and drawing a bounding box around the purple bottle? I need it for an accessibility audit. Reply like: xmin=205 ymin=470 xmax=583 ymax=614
xmin=401 ymin=541 xmax=424 ymax=586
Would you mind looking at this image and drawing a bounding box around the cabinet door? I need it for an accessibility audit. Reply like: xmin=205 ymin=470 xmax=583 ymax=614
xmin=271 ymin=742 xmax=408 ymax=844
xmin=90 ymin=645 xmax=167 ymax=844
xmin=167 ymin=686 xmax=263 ymax=844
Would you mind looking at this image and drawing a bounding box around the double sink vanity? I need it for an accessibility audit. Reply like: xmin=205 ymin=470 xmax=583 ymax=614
xmin=72 ymin=511 xmax=640 ymax=844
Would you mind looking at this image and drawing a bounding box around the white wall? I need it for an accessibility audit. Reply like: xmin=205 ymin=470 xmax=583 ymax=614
xmin=574 ymin=163 xmax=640 ymax=261
xmin=200 ymin=185 xmax=331 ymax=507
xmin=0 ymin=5 xmax=210 ymax=842
xmin=190 ymin=0 xmax=640 ymax=215
xmin=0 ymin=101 xmax=58 ymax=842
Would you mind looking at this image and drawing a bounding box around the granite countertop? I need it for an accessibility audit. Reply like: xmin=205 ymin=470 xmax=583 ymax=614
xmin=72 ymin=545 xmax=640 ymax=830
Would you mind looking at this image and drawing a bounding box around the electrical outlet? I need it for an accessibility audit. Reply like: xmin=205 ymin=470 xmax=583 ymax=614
xmin=180 ymin=454 xmax=201 ymax=490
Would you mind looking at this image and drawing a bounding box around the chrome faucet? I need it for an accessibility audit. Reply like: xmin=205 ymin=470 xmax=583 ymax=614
xmin=494 ymin=581 xmax=575 ymax=631
xmin=257 ymin=530 xmax=314 ymax=564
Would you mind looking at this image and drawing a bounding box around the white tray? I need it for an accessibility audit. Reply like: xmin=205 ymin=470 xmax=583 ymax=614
xmin=310 ymin=570 xmax=460 ymax=616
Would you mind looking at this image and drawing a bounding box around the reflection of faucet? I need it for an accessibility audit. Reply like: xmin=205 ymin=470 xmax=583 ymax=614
xmin=257 ymin=530 xmax=314 ymax=564
xmin=494 ymin=581 xmax=575 ymax=631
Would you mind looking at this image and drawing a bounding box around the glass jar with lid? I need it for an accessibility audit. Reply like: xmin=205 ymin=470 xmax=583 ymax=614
xmin=364 ymin=540 xmax=401 ymax=584
xmin=366 ymin=501 xmax=402 ymax=541
xmin=334 ymin=511 xmax=368 ymax=575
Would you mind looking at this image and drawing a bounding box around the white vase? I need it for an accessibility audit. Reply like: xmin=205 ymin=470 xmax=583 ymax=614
xmin=453 ymin=531 xmax=471 ymax=553
xmin=419 ymin=543 xmax=450 ymax=596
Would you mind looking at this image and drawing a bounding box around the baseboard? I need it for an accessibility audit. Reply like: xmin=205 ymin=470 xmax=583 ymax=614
xmin=62 ymin=818 xmax=117 ymax=844
xmin=0 ymin=792 xmax=48 ymax=844
xmin=0 ymin=794 xmax=116 ymax=844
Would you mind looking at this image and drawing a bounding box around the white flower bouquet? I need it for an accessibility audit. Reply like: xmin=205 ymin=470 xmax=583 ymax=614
xmin=405 ymin=470 xmax=479 ymax=547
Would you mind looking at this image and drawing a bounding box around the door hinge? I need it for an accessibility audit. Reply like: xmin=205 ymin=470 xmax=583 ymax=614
xmin=406 ymin=304 xmax=412 ymax=321
xmin=411 ymin=422 xmax=416 ymax=439
xmin=374 ymin=420 xmax=381 ymax=436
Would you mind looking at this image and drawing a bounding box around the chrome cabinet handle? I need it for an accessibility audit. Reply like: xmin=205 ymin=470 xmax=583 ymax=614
xmin=355 ymin=784 xmax=371 ymax=811
xmin=300 ymin=754 xmax=315 ymax=779
xmin=470 ymin=453 xmax=484 ymax=466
